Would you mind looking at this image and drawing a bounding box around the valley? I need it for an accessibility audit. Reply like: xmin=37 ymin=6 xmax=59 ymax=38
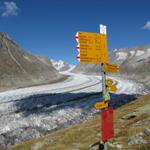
xmin=0 ymin=71 xmax=148 ymax=148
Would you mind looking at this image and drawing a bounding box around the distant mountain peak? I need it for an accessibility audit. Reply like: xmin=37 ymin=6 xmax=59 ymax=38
xmin=0 ymin=32 xmax=19 ymax=48
xmin=51 ymin=59 xmax=75 ymax=72
xmin=0 ymin=32 xmax=7 ymax=36
xmin=113 ymin=48 xmax=118 ymax=52
xmin=0 ymin=32 xmax=13 ymax=41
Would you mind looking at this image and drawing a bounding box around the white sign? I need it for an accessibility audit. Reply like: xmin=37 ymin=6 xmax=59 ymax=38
xmin=100 ymin=24 xmax=107 ymax=34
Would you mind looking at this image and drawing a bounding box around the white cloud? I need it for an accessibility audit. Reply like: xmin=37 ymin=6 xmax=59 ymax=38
xmin=143 ymin=21 xmax=150 ymax=30
xmin=1 ymin=1 xmax=19 ymax=17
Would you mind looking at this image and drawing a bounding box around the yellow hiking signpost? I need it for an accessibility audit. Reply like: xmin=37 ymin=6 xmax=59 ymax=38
xmin=103 ymin=63 xmax=119 ymax=73
xmin=75 ymin=24 xmax=119 ymax=150
xmin=95 ymin=101 xmax=108 ymax=109
xmin=76 ymin=32 xmax=107 ymax=49
xmin=106 ymin=79 xmax=118 ymax=93
xmin=76 ymin=31 xmax=108 ymax=63
xmin=110 ymin=84 xmax=117 ymax=93
xmin=106 ymin=79 xmax=113 ymax=86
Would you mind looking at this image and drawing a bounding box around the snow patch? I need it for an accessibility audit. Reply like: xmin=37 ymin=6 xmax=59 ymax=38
xmin=116 ymin=52 xmax=128 ymax=60
xmin=51 ymin=59 xmax=75 ymax=72
xmin=3 ymin=126 xmax=10 ymax=133
xmin=136 ymin=50 xmax=145 ymax=56
xmin=147 ymin=48 xmax=150 ymax=53
xmin=51 ymin=59 xmax=65 ymax=70
xmin=113 ymin=49 xmax=118 ymax=52
xmin=130 ymin=51 xmax=135 ymax=57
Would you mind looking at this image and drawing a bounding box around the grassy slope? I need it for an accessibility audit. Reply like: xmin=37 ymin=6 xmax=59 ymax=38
xmin=3 ymin=94 xmax=150 ymax=150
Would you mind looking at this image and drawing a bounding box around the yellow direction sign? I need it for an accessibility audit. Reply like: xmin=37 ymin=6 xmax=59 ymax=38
xmin=76 ymin=32 xmax=108 ymax=51
xmin=106 ymin=78 xmax=118 ymax=93
xmin=110 ymin=84 xmax=117 ymax=93
xmin=75 ymin=32 xmax=108 ymax=63
xmin=77 ymin=44 xmax=107 ymax=51
xmin=106 ymin=79 xmax=113 ymax=86
xmin=78 ymin=50 xmax=108 ymax=63
xmin=79 ymin=49 xmax=108 ymax=55
xmin=95 ymin=101 xmax=108 ymax=109
xmin=77 ymin=57 xmax=108 ymax=63
xmin=104 ymin=63 xmax=119 ymax=73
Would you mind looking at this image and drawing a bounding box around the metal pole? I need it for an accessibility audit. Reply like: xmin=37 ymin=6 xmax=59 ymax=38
xmin=104 ymin=142 xmax=107 ymax=150
xmin=101 ymin=63 xmax=107 ymax=150
xmin=101 ymin=63 xmax=106 ymax=99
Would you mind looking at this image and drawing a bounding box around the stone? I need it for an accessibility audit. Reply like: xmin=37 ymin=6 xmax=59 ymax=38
xmin=144 ymin=128 xmax=150 ymax=136
xmin=116 ymin=144 xmax=123 ymax=149
xmin=128 ymin=132 xmax=148 ymax=146
xmin=0 ymin=135 xmax=6 ymax=148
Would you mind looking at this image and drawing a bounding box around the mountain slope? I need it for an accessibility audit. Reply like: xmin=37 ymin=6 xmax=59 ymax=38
xmin=0 ymin=32 xmax=65 ymax=91
xmin=110 ymin=46 xmax=150 ymax=88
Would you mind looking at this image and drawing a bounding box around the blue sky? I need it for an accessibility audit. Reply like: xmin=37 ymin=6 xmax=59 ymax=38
xmin=0 ymin=0 xmax=150 ymax=64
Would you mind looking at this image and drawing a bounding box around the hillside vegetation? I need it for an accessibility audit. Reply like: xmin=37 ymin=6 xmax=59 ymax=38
xmin=3 ymin=94 xmax=150 ymax=150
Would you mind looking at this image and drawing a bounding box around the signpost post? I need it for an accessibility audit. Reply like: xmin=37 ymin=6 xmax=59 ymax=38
xmin=100 ymin=24 xmax=108 ymax=150
xmin=75 ymin=24 xmax=119 ymax=150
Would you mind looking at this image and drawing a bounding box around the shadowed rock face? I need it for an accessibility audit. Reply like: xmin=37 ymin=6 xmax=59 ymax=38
xmin=73 ymin=46 xmax=150 ymax=88
xmin=0 ymin=32 xmax=64 ymax=91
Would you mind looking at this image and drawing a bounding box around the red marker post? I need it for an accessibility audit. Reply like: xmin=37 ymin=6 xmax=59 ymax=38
xmin=102 ymin=108 xmax=114 ymax=142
